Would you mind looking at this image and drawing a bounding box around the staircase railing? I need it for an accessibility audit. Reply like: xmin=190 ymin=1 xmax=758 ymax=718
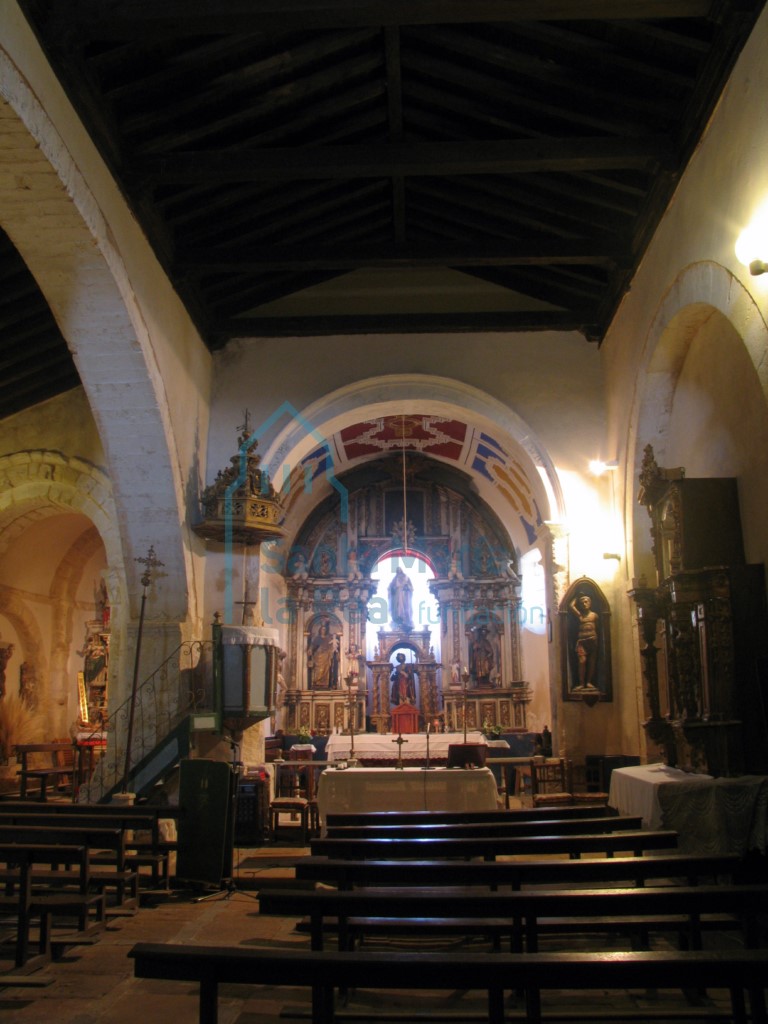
xmin=77 ymin=639 xmax=215 ymax=802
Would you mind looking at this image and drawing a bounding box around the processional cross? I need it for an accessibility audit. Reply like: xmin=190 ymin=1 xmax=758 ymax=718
xmin=392 ymin=732 xmax=408 ymax=770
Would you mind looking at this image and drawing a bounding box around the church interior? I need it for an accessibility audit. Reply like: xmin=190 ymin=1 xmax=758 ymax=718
xmin=3 ymin=1 xmax=768 ymax=1018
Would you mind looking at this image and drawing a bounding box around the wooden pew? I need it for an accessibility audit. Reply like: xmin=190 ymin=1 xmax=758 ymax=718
xmin=323 ymin=814 xmax=644 ymax=839
xmin=292 ymin=852 xmax=744 ymax=890
xmin=0 ymin=802 xmax=182 ymax=889
xmin=0 ymin=843 xmax=99 ymax=968
xmin=129 ymin=943 xmax=768 ymax=1024
xmin=310 ymin=829 xmax=679 ymax=860
xmin=0 ymin=809 xmax=168 ymax=890
xmin=0 ymin=824 xmax=135 ymax=911
xmin=258 ymin=882 xmax=768 ymax=952
xmin=324 ymin=806 xmax=618 ymax=826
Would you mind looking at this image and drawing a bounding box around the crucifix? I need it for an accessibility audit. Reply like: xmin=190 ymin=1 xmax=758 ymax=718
xmin=392 ymin=732 xmax=408 ymax=770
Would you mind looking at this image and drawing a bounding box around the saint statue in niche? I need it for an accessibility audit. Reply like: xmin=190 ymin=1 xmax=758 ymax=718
xmin=307 ymin=618 xmax=340 ymax=689
xmin=569 ymin=592 xmax=599 ymax=688
xmin=469 ymin=625 xmax=495 ymax=687
xmin=388 ymin=566 xmax=414 ymax=629
xmin=390 ymin=652 xmax=417 ymax=706
xmin=560 ymin=578 xmax=612 ymax=701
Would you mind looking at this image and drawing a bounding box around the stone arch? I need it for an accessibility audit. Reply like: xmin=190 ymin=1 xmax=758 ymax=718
xmin=264 ymin=380 xmax=559 ymax=735
xmin=628 ymin=261 xmax=768 ymax=576
xmin=0 ymin=451 xmax=122 ymax=728
xmin=0 ymin=44 xmax=192 ymax=625
xmin=0 ymin=452 xmax=119 ymax=559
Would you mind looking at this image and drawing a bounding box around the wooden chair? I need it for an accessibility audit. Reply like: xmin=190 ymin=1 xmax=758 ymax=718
xmin=529 ymin=757 xmax=573 ymax=808
xmin=269 ymin=797 xmax=310 ymax=844
xmin=270 ymin=748 xmax=320 ymax=842
xmin=570 ymin=762 xmax=609 ymax=807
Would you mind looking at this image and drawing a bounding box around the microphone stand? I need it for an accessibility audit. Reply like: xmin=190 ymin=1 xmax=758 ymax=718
xmin=423 ymin=723 xmax=433 ymax=770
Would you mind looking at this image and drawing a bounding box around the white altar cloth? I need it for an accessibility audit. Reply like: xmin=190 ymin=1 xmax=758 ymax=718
xmin=324 ymin=731 xmax=486 ymax=762
xmin=316 ymin=766 xmax=498 ymax=822
xmin=608 ymin=763 xmax=713 ymax=829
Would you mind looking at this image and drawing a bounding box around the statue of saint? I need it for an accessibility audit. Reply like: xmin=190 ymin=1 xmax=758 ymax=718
xmin=307 ymin=619 xmax=339 ymax=689
xmin=469 ymin=626 xmax=495 ymax=686
xmin=390 ymin=652 xmax=417 ymax=706
xmin=569 ymin=592 xmax=599 ymax=688
xmin=388 ymin=567 xmax=414 ymax=629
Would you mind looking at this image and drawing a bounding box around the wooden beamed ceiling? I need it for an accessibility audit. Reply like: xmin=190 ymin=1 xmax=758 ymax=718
xmin=1 ymin=0 xmax=765 ymax=416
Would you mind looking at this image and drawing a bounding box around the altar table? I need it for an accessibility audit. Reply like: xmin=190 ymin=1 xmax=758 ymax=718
xmin=316 ymin=766 xmax=498 ymax=823
xmin=324 ymin=731 xmax=486 ymax=763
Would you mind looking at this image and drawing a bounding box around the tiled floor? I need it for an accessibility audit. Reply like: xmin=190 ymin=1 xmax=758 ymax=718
xmin=0 ymin=833 xmax=740 ymax=1024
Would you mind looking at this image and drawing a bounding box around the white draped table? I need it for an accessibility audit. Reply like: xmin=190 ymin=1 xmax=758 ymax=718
xmin=610 ymin=764 xmax=768 ymax=854
xmin=324 ymin=731 xmax=486 ymax=762
xmin=316 ymin=766 xmax=499 ymax=823
xmin=608 ymin=763 xmax=713 ymax=829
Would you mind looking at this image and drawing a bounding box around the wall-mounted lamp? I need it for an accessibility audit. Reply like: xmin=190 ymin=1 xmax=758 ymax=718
xmin=736 ymin=203 xmax=768 ymax=276
xmin=589 ymin=459 xmax=619 ymax=476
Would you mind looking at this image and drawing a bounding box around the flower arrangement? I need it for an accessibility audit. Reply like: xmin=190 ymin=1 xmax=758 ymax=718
xmin=481 ymin=718 xmax=503 ymax=739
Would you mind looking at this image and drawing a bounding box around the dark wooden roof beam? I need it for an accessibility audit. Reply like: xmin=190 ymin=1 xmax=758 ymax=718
xmin=218 ymin=309 xmax=597 ymax=340
xmin=136 ymin=136 xmax=673 ymax=182
xmin=179 ymin=237 xmax=624 ymax=273
xmin=52 ymin=2 xmax=716 ymax=40
xmin=181 ymin=181 xmax=388 ymax=249
xmin=409 ymin=175 xmax=633 ymax=240
xmin=405 ymin=28 xmax=681 ymax=125
xmin=129 ymin=51 xmax=383 ymax=150
xmin=453 ymin=170 xmax=641 ymax=228
xmin=461 ymin=21 xmax=700 ymax=92
xmin=505 ymin=19 xmax=708 ymax=81
xmin=404 ymin=79 xmax=547 ymax=139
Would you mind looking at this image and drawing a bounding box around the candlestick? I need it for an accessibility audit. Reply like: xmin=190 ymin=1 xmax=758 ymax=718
xmin=461 ymin=669 xmax=470 ymax=743
xmin=345 ymin=673 xmax=359 ymax=765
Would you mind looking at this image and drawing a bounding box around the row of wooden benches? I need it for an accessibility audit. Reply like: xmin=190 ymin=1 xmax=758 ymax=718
xmin=0 ymin=801 xmax=180 ymax=971
xmin=130 ymin=805 xmax=768 ymax=1024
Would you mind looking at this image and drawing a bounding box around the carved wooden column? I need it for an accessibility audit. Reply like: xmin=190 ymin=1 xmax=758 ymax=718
xmin=628 ymin=580 xmax=675 ymax=765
